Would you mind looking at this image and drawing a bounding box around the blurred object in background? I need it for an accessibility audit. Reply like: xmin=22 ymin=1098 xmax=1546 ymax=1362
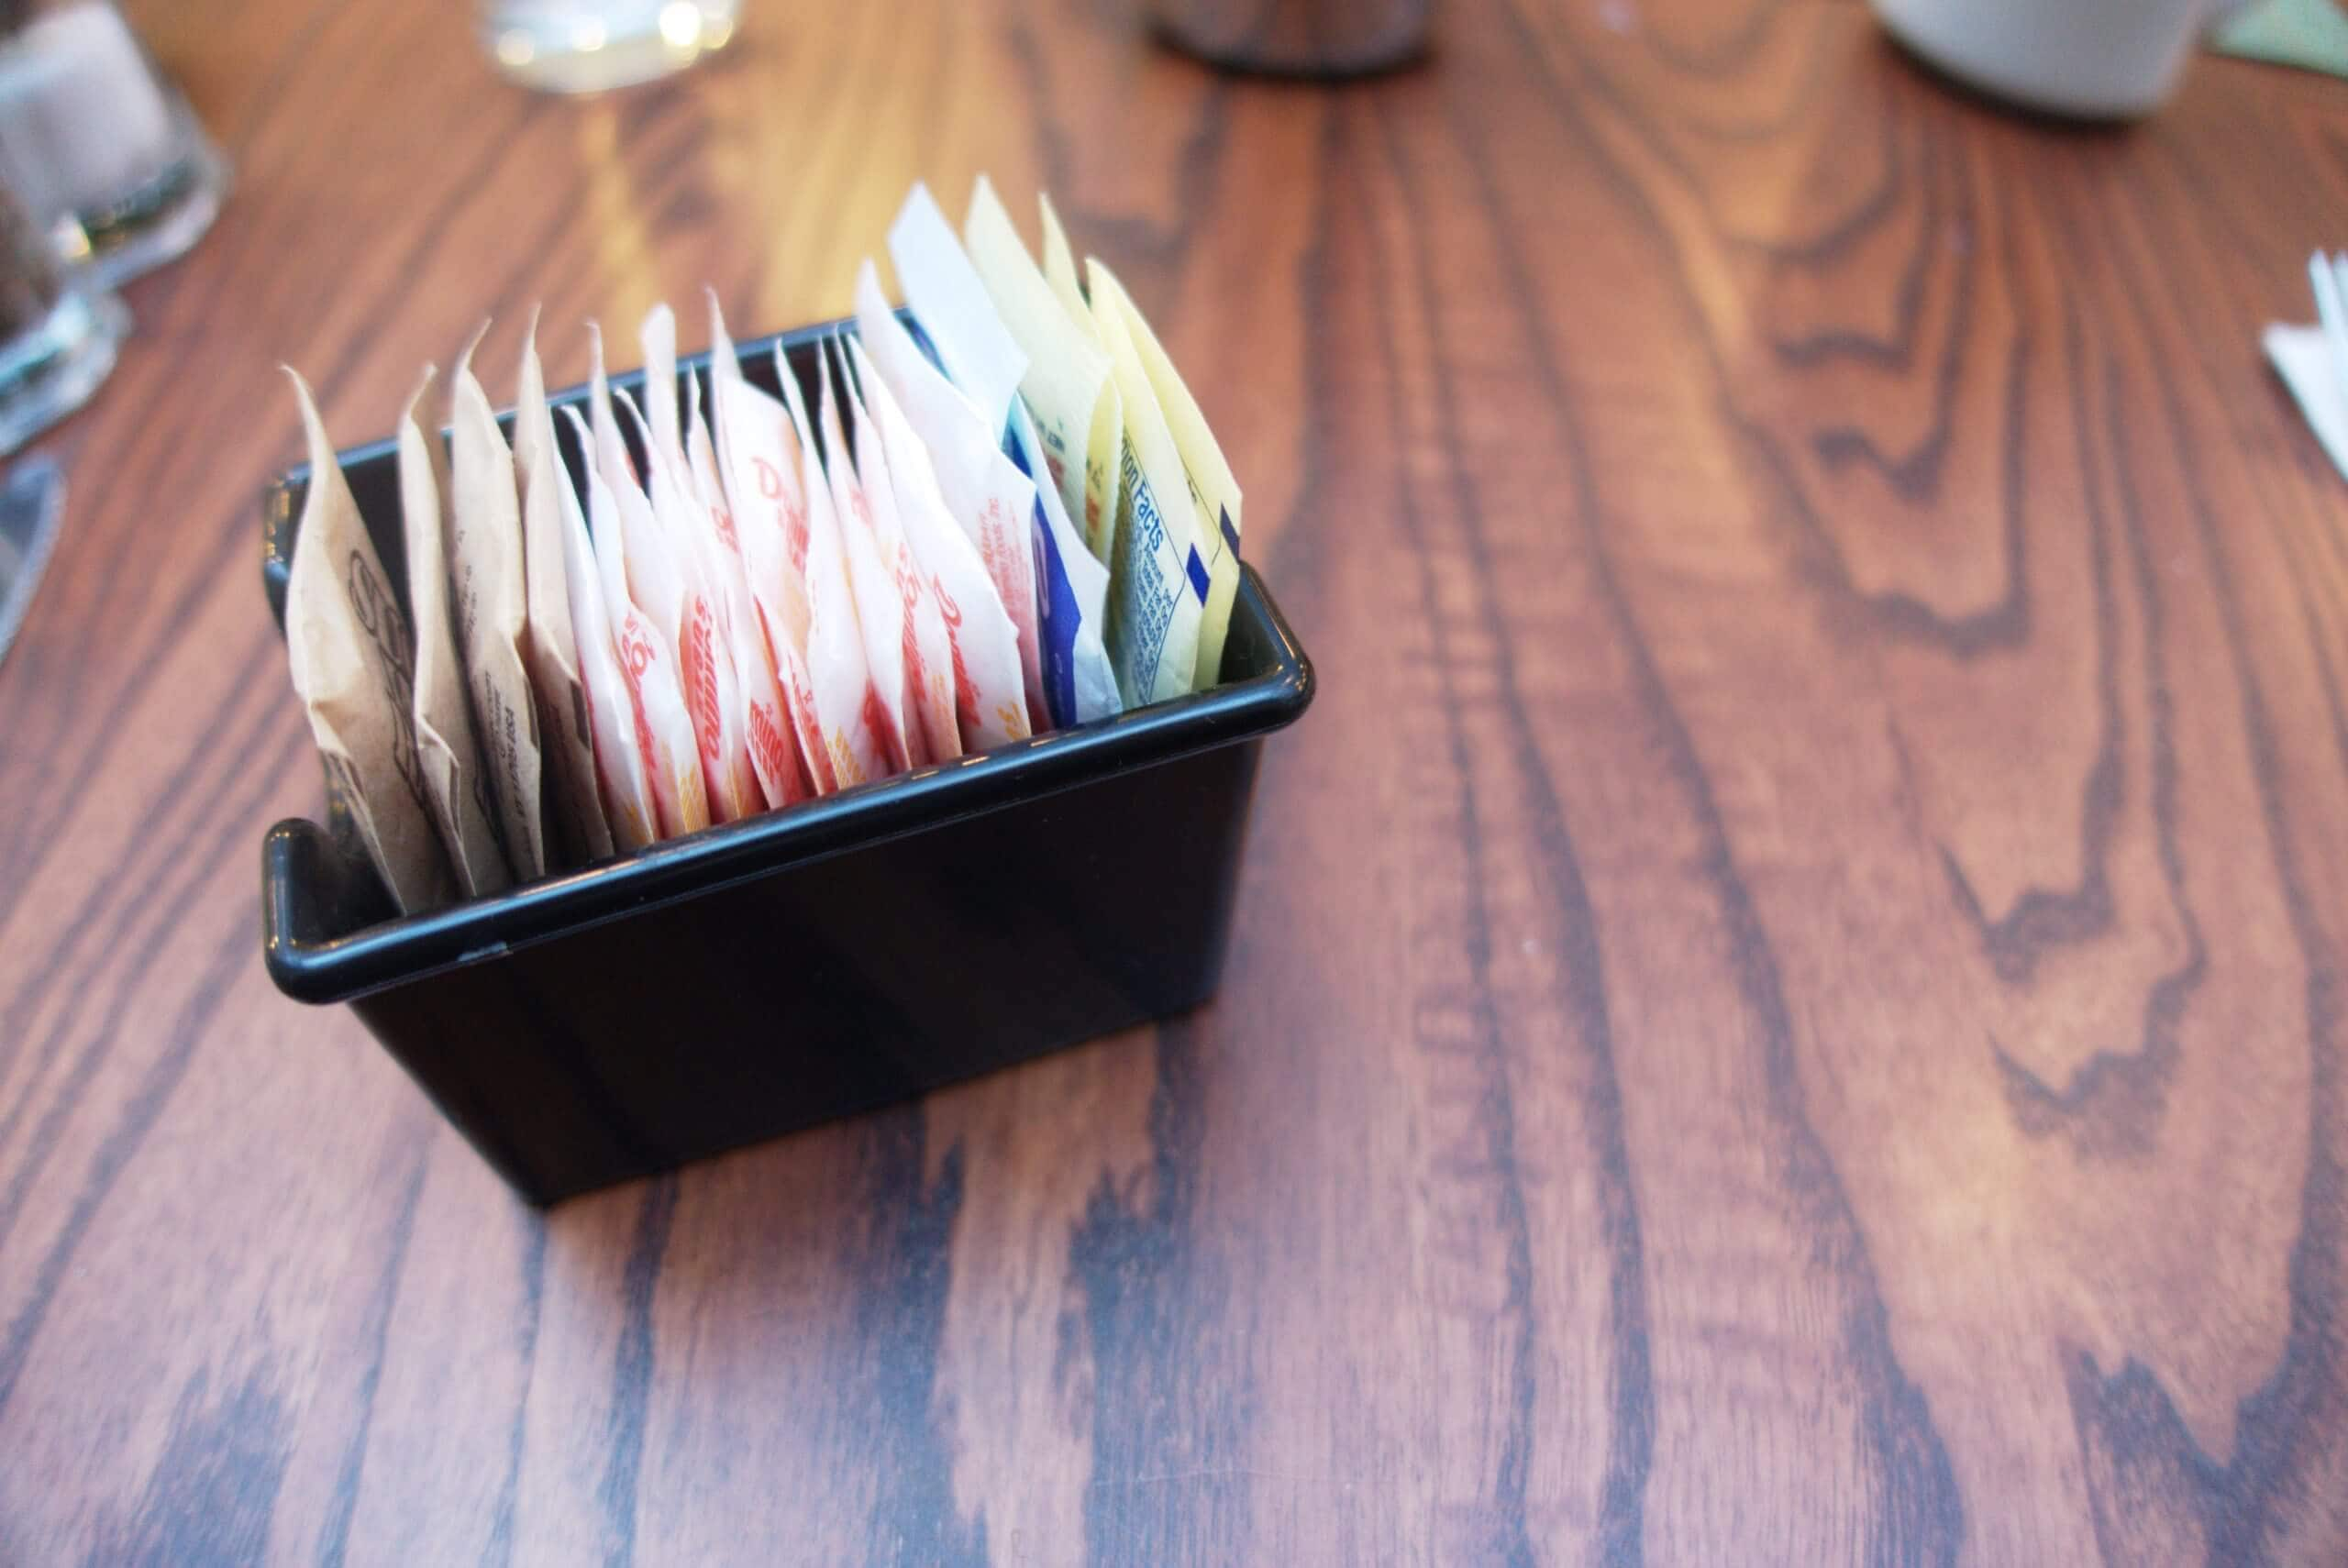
xmin=1151 ymin=0 xmax=1429 ymax=77
xmin=1870 ymin=0 xmax=2215 ymax=118
xmin=2210 ymin=0 xmax=2348 ymax=79
xmin=480 ymin=0 xmax=740 ymax=93
xmin=0 ymin=1 xmax=226 ymax=288
xmin=0 ymin=451 xmax=61 ymax=670
xmin=0 ymin=173 xmax=121 ymax=453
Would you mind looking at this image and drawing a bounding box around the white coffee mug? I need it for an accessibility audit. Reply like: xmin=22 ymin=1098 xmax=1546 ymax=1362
xmin=1870 ymin=0 xmax=2227 ymax=119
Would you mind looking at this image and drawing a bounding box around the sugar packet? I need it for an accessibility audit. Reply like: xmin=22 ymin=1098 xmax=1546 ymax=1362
xmin=282 ymin=371 xmax=454 ymax=913
xmin=396 ymin=365 xmax=511 ymax=896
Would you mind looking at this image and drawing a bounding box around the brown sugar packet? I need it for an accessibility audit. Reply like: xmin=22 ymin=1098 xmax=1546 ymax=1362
xmin=515 ymin=311 xmax=615 ymax=866
xmin=282 ymin=370 xmax=453 ymax=914
xmin=446 ymin=324 xmax=547 ymax=879
xmin=396 ymin=365 xmax=512 ymax=898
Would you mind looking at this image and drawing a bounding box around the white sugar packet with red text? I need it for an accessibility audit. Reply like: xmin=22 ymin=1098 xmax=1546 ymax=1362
xmin=847 ymin=336 xmax=1028 ymax=751
xmin=635 ymin=308 xmax=762 ymax=822
xmin=587 ymin=328 xmax=710 ymax=837
xmin=841 ymin=341 xmax=959 ymax=764
xmin=686 ymin=345 xmax=809 ymax=808
xmin=774 ymin=338 xmax=893 ymax=790
xmin=553 ymin=404 xmax=659 ymax=852
xmin=853 ymin=262 xmax=1046 ymax=732
xmin=816 ymin=342 xmax=916 ymax=771
xmin=708 ymin=309 xmax=836 ymax=795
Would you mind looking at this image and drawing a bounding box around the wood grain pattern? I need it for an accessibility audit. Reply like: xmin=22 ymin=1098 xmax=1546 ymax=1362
xmin=1 ymin=0 xmax=2343 ymax=1561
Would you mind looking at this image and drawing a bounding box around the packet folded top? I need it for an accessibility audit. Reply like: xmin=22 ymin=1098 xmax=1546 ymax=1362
xmin=397 ymin=364 xmax=512 ymax=898
xmin=282 ymin=370 xmax=455 ymax=914
xmin=889 ymin=183 xmax=1118 ymax=729
xmin=1092 ymin=260 xmax=1243 ymax=693
xmin=848 ymin=333 xmax=1030 ymax=754
xmin=707 ymin=305 xmax=838 ymax=797
xmin=854 ymin=261 xmax=1043 ymax=737
xmin=963 ymin=173 xmax=1121 ymax=566
xmin=774 ymin=335 xmax=896 ymax=791
xmin=515 ymin=312 xmax=616 ymax=865
xmin=839 ymin=338 xmax=961 ymax=766
xmin=683 ymin=330 xmax=813 ymax=810
xmin=447 ymin=327 xmax=548 ymax=878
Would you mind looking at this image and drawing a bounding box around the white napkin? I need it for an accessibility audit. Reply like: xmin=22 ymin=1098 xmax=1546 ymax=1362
xmin=2265 ymin=322 xmax=2348 ymax=484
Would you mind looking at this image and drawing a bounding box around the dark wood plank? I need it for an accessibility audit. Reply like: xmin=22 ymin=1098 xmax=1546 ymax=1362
xmin=1 ymin=0 xmax=2342 ymax=1562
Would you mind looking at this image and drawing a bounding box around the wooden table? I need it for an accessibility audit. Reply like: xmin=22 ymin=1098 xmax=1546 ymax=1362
xmin=3 ymin=0 xmax=2343 ymax=1560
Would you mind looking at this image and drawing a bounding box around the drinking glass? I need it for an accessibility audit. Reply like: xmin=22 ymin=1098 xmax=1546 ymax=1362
xmin=0 ymin=451 xmax=63 ymax=669
xmin=0 ymin=172 xmax=123 ymax=455
xmin=479 ymin=0 xmax=742 ymax=94
xmin=0 ymin=1 xmax=228 ymax=287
